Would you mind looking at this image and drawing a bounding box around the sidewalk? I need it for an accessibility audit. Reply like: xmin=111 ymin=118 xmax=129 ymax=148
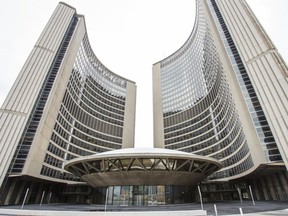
xmin=0 ymin=200 xmax=287 ymax=215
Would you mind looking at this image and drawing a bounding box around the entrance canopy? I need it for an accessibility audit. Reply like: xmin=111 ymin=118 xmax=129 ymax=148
xmin=64 ymin=148 xmax=222 ymax=187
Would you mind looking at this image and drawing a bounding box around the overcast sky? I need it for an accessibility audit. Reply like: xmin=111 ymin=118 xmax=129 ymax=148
xmin=0 ymin=0 xmax=287 ymax=148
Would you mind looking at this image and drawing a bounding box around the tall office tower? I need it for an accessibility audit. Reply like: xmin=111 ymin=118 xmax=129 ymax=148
xmin=0 ymin=3 xmax=136 ymax=205
xmin=153 ymin=0 xmax=288 ymax=201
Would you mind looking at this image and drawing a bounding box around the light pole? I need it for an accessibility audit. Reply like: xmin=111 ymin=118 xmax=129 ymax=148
xmin=40 ymin=191 xmax=45 ymax=206
xmin=237 ymin=188 xmax=242 ymax=204
xmin=104 ymin=187 xmax=108 ymax=212
xmin=197 ymin=185 xmax=203 ymax=210
xmin=21 ymin=188 xmax=29 ymax=210
xmin=249 ymin=185 xmax=255 ymax=205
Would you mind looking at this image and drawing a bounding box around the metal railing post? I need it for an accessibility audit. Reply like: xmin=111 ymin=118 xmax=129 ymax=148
xmin=197 ymin=185 xmax=203 ymax=210
xmin=105 ymin=187 xmax=108 ymax=212
xmin=21 ymin=188 xmax=29 ymax=209
xmin=249 ymin=185 xmax=255 ymax=205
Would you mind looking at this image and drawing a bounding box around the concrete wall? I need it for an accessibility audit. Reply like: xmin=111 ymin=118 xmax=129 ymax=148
xmin=201 ymin=0 xmax=267 ymax=175
xmin=24 ymin=14 xmax=86 ymax=179
xmin=152 ymin=63 xmax=165 ymax=148
xmin=0 ymin=3 xmax=76 ymax=187
xmin=216 ymin=0 xmax=288 ymax=169
xmin=122 ymin=81 xmax=137 ymax=148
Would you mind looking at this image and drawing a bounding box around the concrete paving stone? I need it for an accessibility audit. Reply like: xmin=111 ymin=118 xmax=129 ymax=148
xmin=0 ymin=200 xmax=287 ymax=216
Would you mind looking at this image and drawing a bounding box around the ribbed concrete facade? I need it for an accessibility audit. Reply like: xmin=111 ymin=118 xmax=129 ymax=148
xmin=0 ymin=3 xmax=136 ymax=205
xmin=0 ymin=3 xmax=75 ymax=189
xmin=214 ymin=0 xmax=288 ymax=168
xmin=153 ymin=0 xmax=288 ymax=200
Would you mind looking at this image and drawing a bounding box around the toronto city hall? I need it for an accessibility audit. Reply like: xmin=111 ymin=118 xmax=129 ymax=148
xmin=0 ymin=0 xmax=288 ymax=206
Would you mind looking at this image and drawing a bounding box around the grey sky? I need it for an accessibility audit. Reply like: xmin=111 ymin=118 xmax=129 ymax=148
xmin=0 ymin=0 xmax=287 ymax=148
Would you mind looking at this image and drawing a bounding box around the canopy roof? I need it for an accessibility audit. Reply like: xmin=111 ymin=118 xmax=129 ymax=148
xmin=64 ymin=148 xmax=222 ymax=187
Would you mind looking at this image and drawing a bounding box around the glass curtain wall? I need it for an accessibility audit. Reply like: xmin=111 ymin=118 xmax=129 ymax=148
xmin=102 ymin=185 xmax=195 ymax=206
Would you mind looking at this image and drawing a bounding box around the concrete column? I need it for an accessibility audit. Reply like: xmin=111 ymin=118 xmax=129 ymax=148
xmin=272 ymin=174 xmax=284 ymax=200
xmin=273 ymin=175 xmax=282 ymax=200
xmin=15 ymin=181 xmax=26 ymax=205
xmin=278 ymin=172 xmax=288 ymax=200
xmin=260 ymin=178 xmax=269 ymax=200
xmin=265 ymin=176 xmax=277 ymax=200
xmin=251 ymin=180 xmax=261 ymax=200
xmin=3 ymin=180 xmax=16 ymax=205
xmin=35 ymin=183 xmax=44 ymax=203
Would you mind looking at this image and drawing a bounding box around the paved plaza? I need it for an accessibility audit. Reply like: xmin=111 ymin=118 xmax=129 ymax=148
xmin=0 ymin=201 xmax=287 ymax=215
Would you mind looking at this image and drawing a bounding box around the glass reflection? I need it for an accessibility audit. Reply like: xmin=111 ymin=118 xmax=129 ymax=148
xmin=104 ymin=185 xmax=195 ymax=206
